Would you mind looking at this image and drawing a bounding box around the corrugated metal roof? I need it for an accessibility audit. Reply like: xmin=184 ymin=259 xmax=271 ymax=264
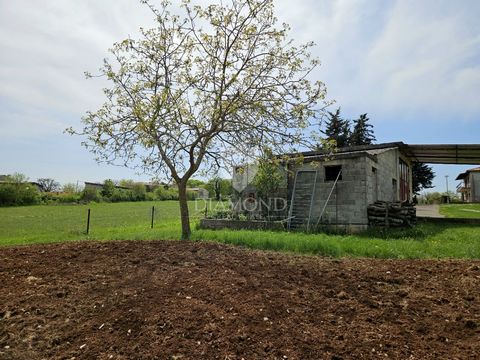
xmin=403 ymin=144 xmax=480 ymax=165
xmin=295 ymin=142 xmax=480 ymax=165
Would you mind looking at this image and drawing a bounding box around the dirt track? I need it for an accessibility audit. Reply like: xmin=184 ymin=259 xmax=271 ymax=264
xmin=1 ymin=240 xmax=479 ymax=359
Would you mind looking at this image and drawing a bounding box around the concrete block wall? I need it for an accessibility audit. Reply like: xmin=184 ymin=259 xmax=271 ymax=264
xmin=293 ymin=157 xmax=369 ymax=225
xmin=366 ymin=148 xmax=399 ymax=203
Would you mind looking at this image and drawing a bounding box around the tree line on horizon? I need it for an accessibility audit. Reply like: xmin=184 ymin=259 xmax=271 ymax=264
xmin=0 ymin=173 xmax=233 ymax=207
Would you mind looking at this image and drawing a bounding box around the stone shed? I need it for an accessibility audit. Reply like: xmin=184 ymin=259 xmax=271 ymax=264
xmin=233 ymin=142 xmax=480 ymax=232
xmin=232 ymin=143 xmax=413 ymax=231
xmin=285 ymin=143 xmax=413 ymax=232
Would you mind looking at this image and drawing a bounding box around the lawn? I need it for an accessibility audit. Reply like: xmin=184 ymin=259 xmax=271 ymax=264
xmin=440 ymin=203 xmax=480 ymax=218
xmin=1 ymin=201 xmax=480 ymax=258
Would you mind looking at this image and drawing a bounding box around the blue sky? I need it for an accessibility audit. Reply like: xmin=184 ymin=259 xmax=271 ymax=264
xmin=0 ymin=0 xmax=479 ymax=193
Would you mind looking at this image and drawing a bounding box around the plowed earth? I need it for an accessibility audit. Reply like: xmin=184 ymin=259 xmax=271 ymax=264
xmin=1 ymin=240 xmax=479 ymax=359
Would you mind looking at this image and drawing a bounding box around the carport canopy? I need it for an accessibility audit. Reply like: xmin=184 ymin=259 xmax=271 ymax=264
xmin=403 ymin=144 xmax=480 ymax=165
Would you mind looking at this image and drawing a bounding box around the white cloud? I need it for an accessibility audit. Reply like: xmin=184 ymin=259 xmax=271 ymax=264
xmin=0 ymin=0 xmax=479 ymax=144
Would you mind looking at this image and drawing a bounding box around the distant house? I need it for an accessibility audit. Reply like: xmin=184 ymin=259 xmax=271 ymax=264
xmin=456 ymin=167 xmax=480 ymax=203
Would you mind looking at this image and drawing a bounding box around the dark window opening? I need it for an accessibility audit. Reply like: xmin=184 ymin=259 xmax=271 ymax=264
xmin=325 ymin=165 xmax=342 ymax=181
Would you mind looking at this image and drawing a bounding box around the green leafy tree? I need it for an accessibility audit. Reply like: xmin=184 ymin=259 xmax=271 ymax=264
xmin=321 ymin=108 xmax=350 ymax=148
xmin=69 ymin=0 xmax=328 ymax=239
xmin=131 ymin=182 xmax=147 ymax=200
xmin=119 ymin=179 xmax=135 ymax=188
xmin=101 ymin=179 xmax=116 ymax=198
xmin=350 ymin=113 xmax=376 ymax=146
xmin=412 ymin=162 xmax=435 ymax=194
xmin=205 ymin=177 xmax=232 ymax=201
xmin=253 ymin=150 xmax=284 ymax=201
xmin=187 ymin=179 xmax=206 ymax=188
xmin=0 ymin=173 xmax=39 ymax=206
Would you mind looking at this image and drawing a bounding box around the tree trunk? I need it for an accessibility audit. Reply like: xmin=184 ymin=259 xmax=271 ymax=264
xmin=178 ymin=182 xmax=191 ymax=240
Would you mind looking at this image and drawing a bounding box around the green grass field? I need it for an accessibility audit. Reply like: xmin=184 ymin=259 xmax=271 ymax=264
xmin=440 ymin=203 xmax=480 ymax=218
xmin=1 ymin=201 xmax=480 ymax=259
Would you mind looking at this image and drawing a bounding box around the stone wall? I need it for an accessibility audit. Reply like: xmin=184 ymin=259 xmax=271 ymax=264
xmin=365 ymin=148 xmax=399 ymax=204
xmin=292 ymin=156 xmax=369 ymax=226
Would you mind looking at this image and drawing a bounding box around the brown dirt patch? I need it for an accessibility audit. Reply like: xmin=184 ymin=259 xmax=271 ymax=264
xmin=1 ymin=240 xmax=479 ymax=359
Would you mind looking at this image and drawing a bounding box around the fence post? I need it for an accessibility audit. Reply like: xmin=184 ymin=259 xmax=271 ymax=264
xmin=86 ymin=208 xmax=91 ymax=235
xmin=151 ymin=206 xmax=155 ymax=229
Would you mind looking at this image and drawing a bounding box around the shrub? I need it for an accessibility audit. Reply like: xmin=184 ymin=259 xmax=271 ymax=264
xmin=207 ymin=208 xmax=235 ymax=219
xmin=101 ymin=179 xmax=116 ymax=198
xmin=40 ymin=192 xmax=80 ymax=204
xmin=0 ymin=184 xmax=16 ymax=206
xmin=131 ymin=183 xmax=147 ymax=201
xmin=56 ymin=193 xmax=81 ymax=204
xmin=110 ymin=189 xmax=132 ymax=202
xmin=81 ymin=188 xmax=102 ymax=202
xmin=0 ymin=183 xmax=39 ymax=206
xmin=155 ymin=186 xmax=179 ymax=200
xmin=145 ymin=192 xmax=157 ymax=201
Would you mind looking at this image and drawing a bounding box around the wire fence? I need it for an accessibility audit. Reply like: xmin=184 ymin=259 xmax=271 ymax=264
xmin=0 ymin=201 xmax=225 ymax=241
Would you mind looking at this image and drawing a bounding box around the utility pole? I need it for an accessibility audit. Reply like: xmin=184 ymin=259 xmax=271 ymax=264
xmin=445 ymin=175 xmax=449 ymax=203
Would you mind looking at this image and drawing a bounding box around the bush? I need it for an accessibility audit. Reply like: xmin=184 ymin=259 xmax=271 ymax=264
xmin=110 ymin=189 xmax=132 ymax=202
xmin=0 ymin=184 xmax=16 ymax=206
xmin=40 ymin=192 xmax=80 ymax=204
xmin=155 ymin=186 xmax=179 ymax=201
xmin=145 ymin=192 xmax=157 ymax=201
xmin=207 ymin=208 xmax=235 ymax=219
xmin=56 ymin=193 xmax=81 ymax=204
xmin=131 ymin=183 xmax=147 ymax=201
xmin=101 ymin=179 xmax=116 ymax=198
xmin=0 ymin=183 xmax=39 ymax=206
xmin=81 ymin=188 xmax=103 ymax=202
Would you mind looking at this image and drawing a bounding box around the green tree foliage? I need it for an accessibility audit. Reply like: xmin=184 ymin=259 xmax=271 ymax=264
xmin=412 ymin=162 xmax=435 ymax=194
xmin=131 ymin=182 xmax=147 ymax=201
xmin=350 ymin=113 xmax=376 ymax=146
xmin=119 ymin=179 xmax=135 ymax=188
xmin=322 ymin=108 xmax=351 ymax=148
xmin=0 ymin=173 xmax=39 ymax=206
xmin=81 ymin=188 xmax=102 ymax=203
xmin=253 ymin=150 xmax=284 ymax=200
xmin=69 ymin=0 xmax=328 ymax=239
xmin=101 ymin=179 xmax=116 ymax=198
xmin=205 ymin=177 xmax=232 ymax=201
xmin=187 ymin=179 xmax=206 ymax=188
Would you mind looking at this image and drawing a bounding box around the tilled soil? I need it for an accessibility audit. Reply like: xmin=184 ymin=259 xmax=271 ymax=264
xmin=0 ymin=240 xmax=479 ymax=359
